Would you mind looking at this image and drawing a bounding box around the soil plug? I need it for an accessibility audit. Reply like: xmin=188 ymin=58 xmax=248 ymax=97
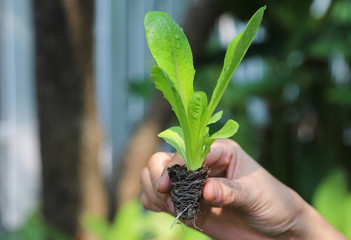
xmin=168 ymin=165 xmax=210 ymax=221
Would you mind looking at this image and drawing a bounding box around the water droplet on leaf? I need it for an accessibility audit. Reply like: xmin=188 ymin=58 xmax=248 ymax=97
xmin=175 ymin=34 xmax=180 ymax=39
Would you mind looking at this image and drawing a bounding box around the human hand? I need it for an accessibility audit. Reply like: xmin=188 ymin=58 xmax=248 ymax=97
xmin=140 ymin=139 xmax=346 ymax=240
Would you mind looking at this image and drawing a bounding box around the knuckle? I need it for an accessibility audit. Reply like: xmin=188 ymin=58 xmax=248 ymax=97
xmin=148 ymin=152 xmax=169 ymax=168
xmin=140 ymin=168 xmax=150 ymax=186
xmin=141 ymin=194 xmax=154 ymax=211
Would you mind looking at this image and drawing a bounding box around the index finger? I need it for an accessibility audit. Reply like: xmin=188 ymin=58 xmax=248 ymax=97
xmin=147 ymin=152 xmax=173 ymax=190
xmin=204 ymin=139 xmax=261 ymax=180
xmin=157 ymin=153 xmax=185 ymax=193
xmin=202 ymin=139 xmax=238 ymax=177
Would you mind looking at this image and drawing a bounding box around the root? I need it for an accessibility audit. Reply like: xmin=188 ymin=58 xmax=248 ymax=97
xmin=168 ymin=165 xmax=210 ymax=220
xmin=170 ymin=204 xmax=191 ymax=230
xmin=170 ymin=204 xmax=203 ymax=232
xmin=192 ymin=218 xmax=203 ymax=232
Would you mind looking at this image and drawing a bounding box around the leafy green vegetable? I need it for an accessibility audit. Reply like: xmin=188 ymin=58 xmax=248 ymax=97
xmin=312 ymin=169 xmax=351 ymax=238
xmin=158 ymin=126 xmax=186 ymax=161
xmin=83 ymin=200 xmax=211 ymax=240
xmin=145 ymin=7 xmax=265 ymax=170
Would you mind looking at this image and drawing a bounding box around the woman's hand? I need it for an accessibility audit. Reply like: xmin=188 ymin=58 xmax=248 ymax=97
xmin=140 ymin=139 xmax=346 ymax=240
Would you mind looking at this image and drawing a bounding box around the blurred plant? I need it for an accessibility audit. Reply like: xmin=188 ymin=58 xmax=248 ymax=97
xmin=0 ymin=210 xmax=68 ymax=240
xmin=129 ymin=77 xmax=155 ymax=100
xmin=312 ymin=168 xmax=351 ymax=238
xmin=83 ymin=200 xmax=210 ymax=240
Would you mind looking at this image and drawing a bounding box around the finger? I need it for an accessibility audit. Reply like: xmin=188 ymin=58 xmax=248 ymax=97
xmin=204 ymin=139 xmax=259 ymax=179
xmin=147 ymin=152 xmax=173 ymax=194
xmin=202 ymin=178 xmax=247 ymax=208
xmin=140 ymin=167 xmax=169 ymax=211
xmin=157 ymin=153 xmax=185 ymax=194
xmin=141 ymin=193 xmax=161 ymax=212
xmin=167 ymin=152 xmax=185 ymax=167
xmin=203 ymin=139 xmax=238 ymax=177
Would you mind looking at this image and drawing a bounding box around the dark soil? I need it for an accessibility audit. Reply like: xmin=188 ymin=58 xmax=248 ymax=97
xmin=167 ymin=164 xmax=210 ymax=220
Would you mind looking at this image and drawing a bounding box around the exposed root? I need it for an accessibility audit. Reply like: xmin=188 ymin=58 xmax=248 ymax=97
xmin=191 ymin=218 xmax=203 ymax=232
xmin=168 ymin=165 xmax=210 ymax=221
xmin=170 ymin=204 xmax=203 ymax=232
xmin=170 ymin=204 xmax=191 ymax=230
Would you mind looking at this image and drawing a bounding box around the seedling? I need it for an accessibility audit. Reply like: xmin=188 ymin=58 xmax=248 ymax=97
xmin=145 ymin=6 xmax=265 ymax=222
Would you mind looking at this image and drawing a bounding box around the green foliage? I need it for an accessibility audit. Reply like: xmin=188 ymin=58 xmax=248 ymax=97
xmin=145 ymin=12 xmax=195 ymax=112
xmin=326 ymin=88 xmax=351 ymax=105
xmin=83 ymin=200 xmax=211 ymax=240
xmin=144 ymin=7 xmax=265 ymax=170
xmin=0 ymin=210 xmax=68 ymax=240
xmin=206 ymin=7 xmax=265 ymax=118
xmin=312 ymin=169 xmax=351 ymax=238
xmin=129 ymin=78 xmax=155 ymax=99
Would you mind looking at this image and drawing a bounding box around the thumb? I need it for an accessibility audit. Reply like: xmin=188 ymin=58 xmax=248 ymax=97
xmin=203 ymin=178 xmax=247 ymax=208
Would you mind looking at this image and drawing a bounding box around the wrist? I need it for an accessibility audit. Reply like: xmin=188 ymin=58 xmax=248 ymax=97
xmin=295 ymin=199 xmax=347 ymax=240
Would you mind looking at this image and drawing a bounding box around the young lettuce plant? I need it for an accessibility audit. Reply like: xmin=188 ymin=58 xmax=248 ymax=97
xmin=145 ymin=6 xmax=265 ymax=222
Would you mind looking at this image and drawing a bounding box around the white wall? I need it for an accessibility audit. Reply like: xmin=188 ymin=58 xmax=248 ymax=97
xmin=0 ymin=0 xmax=40 ymax=230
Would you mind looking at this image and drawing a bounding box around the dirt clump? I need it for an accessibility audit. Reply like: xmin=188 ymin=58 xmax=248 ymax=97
xmin=167 ymin=164 xmax=210 ymax=220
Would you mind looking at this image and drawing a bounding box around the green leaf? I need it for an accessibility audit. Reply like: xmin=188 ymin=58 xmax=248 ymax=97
xmin=145 ymin=7 xmax=264 ymax=170
xmin=83 ymin=215 xmax=109 ymax=240
xmin=344 ymin=195 xmax=351 ymax=238
xmin=158 ymin=126 xmax=186 ymax=162
xmin=312 ymin=169 xmax=349 ymax=231
xmin=145 ymin=11 xmax=195 ymax=110
xmin=209 ymin=119 xmax=239 ymax=139
xmin=111 ymin=200 xmax=146 ymax=239
xmin=188 ymin=92 xmax=208 ymax=142
xmin=187 ymin=91 xmax=208 ymax=170
xmin=151 ymin=66 xmax=187 ymax=129
xmin=208 ymin=111 xmax=223 ymax=125
xmin=207 ymin=6 xmax=266 ymax=118
xmin=201 ymin=120 xmax=239 ymax=163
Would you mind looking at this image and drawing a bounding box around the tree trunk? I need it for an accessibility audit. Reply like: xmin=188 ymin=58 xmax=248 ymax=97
xmin=114 ymin=0 xmax=225 ymax=211
xmin=34 ymin=0 xmax=106 ymax=238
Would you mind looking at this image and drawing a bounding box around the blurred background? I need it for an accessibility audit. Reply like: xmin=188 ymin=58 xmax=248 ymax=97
xmin=0 ymin=0 xmax=350 ymax=239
